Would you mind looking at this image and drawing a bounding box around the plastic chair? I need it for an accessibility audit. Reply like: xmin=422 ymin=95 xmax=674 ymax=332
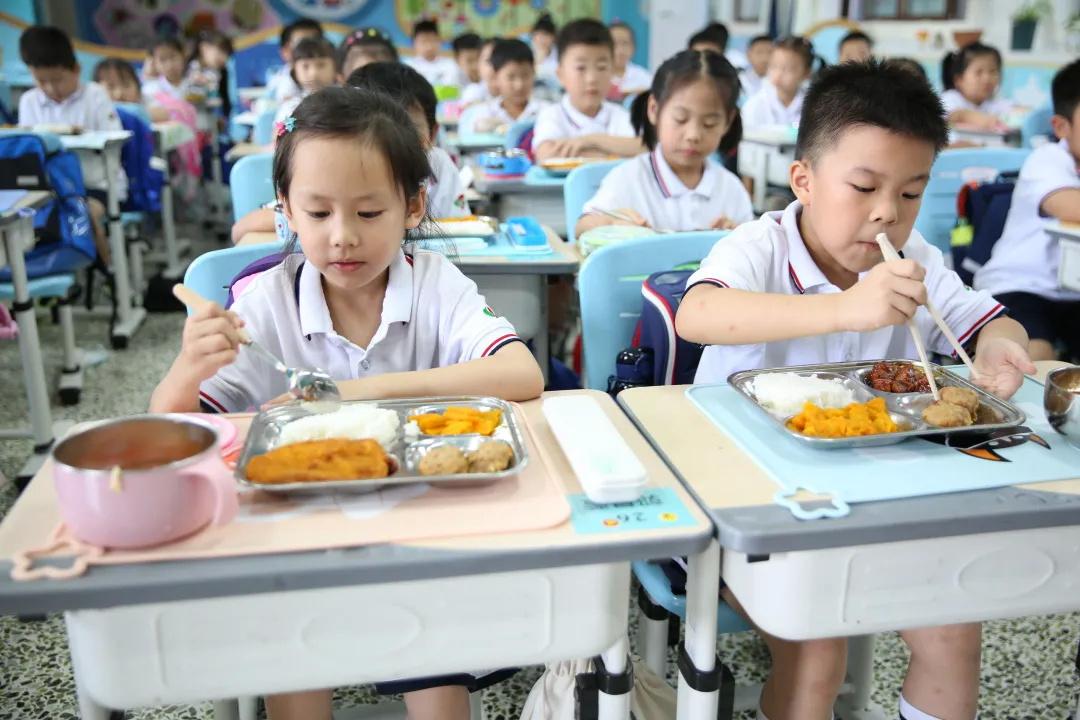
xmin=912 ymin=147 xmax=1031 ymax=254
xmin=577 ymin=231 xmax=721 ymax=391
xmin=251 ymin=108 xmax=277 ymax=146
xmin=1020 ymin=103 xmax=1054 ymax=148
xmin=562 ymin=160 xmax=623 ymax=246
xmin=504 ymin=118 xmax=535 ymax=152
xmin=229 ymin=152 xmax=275 ymax=222
xmin=182 ymin=241 xmax=286 ymax=311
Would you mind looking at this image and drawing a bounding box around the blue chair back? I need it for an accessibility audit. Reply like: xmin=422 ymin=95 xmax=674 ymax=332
xmin=252 ymin=108 xmax=278 ymax=146
xmin=1021 ymin=104 xmax=1054 ymax=148
xmin=913 ymin=147 xmax=1030 ymax=254
xmin=578 ymin=231 xmax=724 ymax=391
xmin=563 ymin=160 xmax=623 ymax=246
xmin=183 ymin=241 xmax=287 ymax=312
xmin=230 ymin=152 xmax=275 ymax=221
xmin=504 ymin=118 xmax=535 ymax=152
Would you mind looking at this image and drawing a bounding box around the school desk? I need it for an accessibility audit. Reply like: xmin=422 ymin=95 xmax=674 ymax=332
xmin=470 ymin=166 xmax=566 ymax=236
xmin=193 ymin=96 xmax=229 ymax=234
xmin=0 ymin=191 xmax=63 ymax=485
xmin=59 ymin=130 xmax=146 ymax=349
xmin=618 ymin=360 xmax=1080 ymax=720
xmin=150 ymin=121 xmax=196 ymax=279
xmin=737 ymin=126 xmax=797 ymax=212
xmin=225 ymin=142 xmax=271 ymax=162
xmin=0 ymin=390 xmax=713 ymax=720
xmin=237 ymin=87 xmax=266 ymax=105
xmin=1047 ymin=220 xmax=1080 ymax=292
xmin=446 ymin=131 xmax=508 ymax=155
xmin=951 ymin=125 xmax=1023 ymax=148
xmin=236 ymin=227 xmax=582 ymax=384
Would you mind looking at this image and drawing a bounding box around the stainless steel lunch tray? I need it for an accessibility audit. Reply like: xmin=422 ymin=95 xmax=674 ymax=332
xmin=235 ymin=396 xmax=528 ymax=494
xmin=727 ymin=359 xmax=1025 ymax=449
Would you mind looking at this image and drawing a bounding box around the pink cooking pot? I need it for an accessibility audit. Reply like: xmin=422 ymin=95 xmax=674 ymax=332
xmin=51 ymin=415 xmax=238 ymax=549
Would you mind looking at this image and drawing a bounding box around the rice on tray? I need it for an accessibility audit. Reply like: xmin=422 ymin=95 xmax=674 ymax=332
xmin=749 ymin=373 xmax=857 ymax=418
xmin=278 ymin=404 xmax=400 ymax=449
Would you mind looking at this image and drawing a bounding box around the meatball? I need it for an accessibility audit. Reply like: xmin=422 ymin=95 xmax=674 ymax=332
xmin=418 ymin=445 xmax=469 ymax=476
xmin=467 ymin=440 xmax=515 ymax=473
xmin=922 ymin=400 xmax=974 ymax=428
xmin=940 ymin=386 xmax=979 ymax=415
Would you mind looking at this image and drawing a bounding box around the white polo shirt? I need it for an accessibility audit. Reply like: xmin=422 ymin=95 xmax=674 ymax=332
xmin=740 ymin=82 xmax=804 ymax=129
xmin=614 ymin=63 xmax=652 ymax=94
xmin=940 ymin=89 xmax=1013 ymax=119
xmin=141 ymin=76 xmax=187 ymax=101
xmin=974 ymin=138 xmax=1080 ymax=302
xmin=460 ymin=82 xmax=492 ymax=105
xmin=199 ymin=250 xmax=521 ymax=412
xmin=582 ymin=149 xmax=753 ymax=232
xmin=738 ymin=68 xmax=765 ymax=103
xmin=266 ymin=65 xmax=301 ymax=103
xmin=535 ymin=52 xmax=558 ymax=84
xmin=688 ymin=201 xmax=1005 ymax=384
xmin=18 ymin=82 xmax=125 ymax=193
xmin=426 ymin=146 xmax=470 ymax=218
xmin=459 ymin=97 xmax=548 ymax=135
xmin=532 ymin=95 xmax=635 ymax=148
xmin=406 ymin=55 xmax=461 ymax=87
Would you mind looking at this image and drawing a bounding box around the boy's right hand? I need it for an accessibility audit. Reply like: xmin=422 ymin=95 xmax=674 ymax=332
xmin=178 ymin=303 xmax=246 ymax=383
xmin=838 ymin=259 xmax=928 ymax=332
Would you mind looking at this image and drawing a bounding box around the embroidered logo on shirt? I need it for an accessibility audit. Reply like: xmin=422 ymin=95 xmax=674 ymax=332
xmin=483 ymin=306 xmax=496 ymax=317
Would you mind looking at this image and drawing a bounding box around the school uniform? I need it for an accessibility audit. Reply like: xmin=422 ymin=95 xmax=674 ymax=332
xmin=460 ymin=81 xmax=492 ymax=105
xmin=426 ymin=146 xmax=470 ymax=218
xmin=940 ymin=89 xmax=1013 ymax=120
xmin=265 ymin=65 xmax=301 ymax=103
xmin=18 ymin=81 xmax=127 ymax=197
xmin=142 ymin=76 xmax=190 ymax=102
xmin=974 ymin=138 xmax=1080 ymax=351
xmin=688 ymin=201 xmax=1006 ymax=384
xmin=614 ymin=63 xmax=652 ymax=94
xmin=199 ymin=250 xmax=521 ymax=413
xmin=532 ymin=95 xmax=635 ymax=149
xmin=738 ymin=68 xmax=765 ymax=102
xmin=739 ymin=82 xmax=804 ymax=128
xmin=582 ymin=148 xmax=753 ymax=231
xmin=535 ymin=52 xmax=558 ymax=84
xmin=406 ymin=55 xmax=461 ymax=87
xmin=459 ymin=97 xmax=548 ymax=135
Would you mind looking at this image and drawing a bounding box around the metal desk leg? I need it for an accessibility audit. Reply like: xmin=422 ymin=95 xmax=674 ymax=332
xmin=102 ymin=146 xmax=146 ymax=349
xmin=158 ymin=161 xmax=188 ymax=279
xmin=3 ymin=211 xmax=55 ymax=484
xmin=536 ymin=275 xmax=550 ymax=386
xmin=835 ymin=635 xmax=888 ymax=720
xmin=677 ymin=538 xmax=721 ymax=720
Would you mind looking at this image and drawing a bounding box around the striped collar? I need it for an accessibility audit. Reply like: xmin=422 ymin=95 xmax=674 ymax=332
xmin=648 ymin=148 xmax=718 ymax=200
xmin=779 ymin=201 xmax=830 ymax=295
xmin=560 ymin=94 xmax=608 ymax=131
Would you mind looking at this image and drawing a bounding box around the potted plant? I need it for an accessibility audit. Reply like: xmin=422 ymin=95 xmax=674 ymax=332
xmin=1011 ymin=0 xmax=1050 ymax=51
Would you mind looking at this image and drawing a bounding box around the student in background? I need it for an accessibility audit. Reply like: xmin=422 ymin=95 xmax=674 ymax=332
xmin=838 ymin=30 xmax=873 ymax=63
xmin=531 ymin=13 xmax=559 ymax=83
xmin=577 ymin=49 xmax=752 ymax=237
xmin=974 ymin=58 xmax=1080 ymax=362
xmin=739 ymin=34 xmax=773 ymax=100
xmin=274 ymin=36 xmax=338 ymax=126
xmin=741 ymin=35 xmax=814 ymax=128
xmin=348 ymin=62 xmax=471 ymax=218
xmin=532 ymin=19 xmax=643 ymax=161
xmin=18 ymin=25 xmax=123 ymax=262
xmin=143 ymin=38 xmax=203 ymax=189
xmin=185 ymin=30 xmax=233 ymax=115
xmin=460 ymin=38 xmax=548 ymax=134
xmin=461 ymin=37 xmax=497 ymax=105
xmin=608 ymin=20 xmax=652 ymax=101
xmin=266 ymin=18 xmax=323 ymax=103
xmin=687 ymin=21 xmax=728 ymax=57
xmin=407 ymin=19 xmax=459 ymax=87
xmin=452 ymin=32 xmax=483 ymax=87
xmin=337 ymin=27 xmax=399 ymax=80
xmin=940 ymin=42 xmax=1012 ymax=130
xmin=94 ymin=58 xmax=169 ymax=122
xmin=141 ymin=38 xmax=191 ymax=101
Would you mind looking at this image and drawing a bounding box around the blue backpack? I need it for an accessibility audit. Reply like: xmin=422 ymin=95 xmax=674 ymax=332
xmin=116 ymin=107 xmax=164 ymax=213
xmin=951 ymin=172 xmax=1018 ymax=287
xmin=0 ymin=132 xmax=96 ymax=280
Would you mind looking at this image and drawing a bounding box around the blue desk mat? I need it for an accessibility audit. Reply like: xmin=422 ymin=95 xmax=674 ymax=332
xmin=0 ymin=189 xmax=29 ymax=213
xmin=686 ymin=371 xmax=1080 ymax=520
xmin=568 ymin=488 xmax=697 ymax=534
xmin=454 ymin=132 xmax=506 ymax=148
xmin=524 ymin=164 xmax=568 ymax=187
xmin=416 ymin=226 xmax=554 ymax=259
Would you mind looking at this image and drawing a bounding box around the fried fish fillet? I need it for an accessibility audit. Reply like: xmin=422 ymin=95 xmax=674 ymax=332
xmin=246 ymin=438 xmax=391 ymax=484
xmin=939 ymin=386 xmax=980 ymax=415
xmin=922 ymin=400 xmax=974 ymax=428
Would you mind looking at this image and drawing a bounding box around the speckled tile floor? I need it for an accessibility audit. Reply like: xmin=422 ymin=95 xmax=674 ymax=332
xmin=1 ymin=233 xmax=1079 ymax=719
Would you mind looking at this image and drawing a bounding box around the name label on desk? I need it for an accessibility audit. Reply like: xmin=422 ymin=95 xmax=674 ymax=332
xmin=568 ymin=488 xmax=696 ymax=534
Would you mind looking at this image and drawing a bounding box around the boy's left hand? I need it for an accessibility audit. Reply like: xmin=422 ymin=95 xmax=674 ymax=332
xmin=972 ymin=336 xmax=1036 ymax=399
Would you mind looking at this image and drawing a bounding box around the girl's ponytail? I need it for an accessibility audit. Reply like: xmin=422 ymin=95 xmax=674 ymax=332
xmin=629 ymin=90 xmax=656 ymax=149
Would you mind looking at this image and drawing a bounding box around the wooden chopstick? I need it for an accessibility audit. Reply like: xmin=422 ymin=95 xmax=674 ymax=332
xmin=873 ymin=234 xmax=979 ymax=379
xmin=875 ymin=234 xmax=940 ymax=401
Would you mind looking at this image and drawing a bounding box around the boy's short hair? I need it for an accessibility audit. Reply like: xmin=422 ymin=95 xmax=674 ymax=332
xmin=20 ymin=26 xmax=77 ymax=69
xmin=796 ymin=59 xmax=947 ymax=163
xmin=886 ymin=57 xmax=927 ymax=81
xmin=452 ymin=32 xmax=482 ymax=55
xmin=490 ymin=38 xmax=534 ymax=72
xmin=748 ymin=34 xmax=773 ymax=48
xmin=413 ymin=19 xmax=439 ymax=38
xmin=346 ymin=62 xmax=438 ymax=135
xmin=1051 ymin=58 xmax=1080 ymax=120
xmin=291 ymin=36 xmax=335 ymax=62
xmin=556 ymin=18 xmax=613 ymax=59
xmin=281 ymin=18 xmax=323 ymax=48
xmin=839 ymin=31 xmax=873 ymax=50
xmin=532 ymin=13 xmax=556 ymax=36
xmin=150 ymin=38 xmax=184 ymax=56
xmin=687 ymin=22 xmax=729 ymax=52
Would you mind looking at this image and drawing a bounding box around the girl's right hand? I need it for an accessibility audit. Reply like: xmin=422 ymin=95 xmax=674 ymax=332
xmin=178 ymin=303 xmax=246 ymax=383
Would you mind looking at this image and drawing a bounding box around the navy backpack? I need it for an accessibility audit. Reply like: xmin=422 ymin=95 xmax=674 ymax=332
xmin=116 ymin=107 xmax=164 ymax=214
xmin=0 ymin=132 xmax=96 ymax=281
xmin=951 ymin=172 xmax=1018 ymax=287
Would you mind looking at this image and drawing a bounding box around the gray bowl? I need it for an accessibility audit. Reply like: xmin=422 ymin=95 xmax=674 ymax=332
xmin=1045 ymin=367 xmax=1080 ymax=449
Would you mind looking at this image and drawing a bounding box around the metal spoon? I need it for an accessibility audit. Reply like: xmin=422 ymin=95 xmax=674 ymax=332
xmin=172 ymin=284 xmax=342 ymax=408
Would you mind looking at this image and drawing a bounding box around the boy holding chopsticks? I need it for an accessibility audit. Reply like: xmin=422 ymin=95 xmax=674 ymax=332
xmin=676 ymin=60 xmax=1033 ymax=720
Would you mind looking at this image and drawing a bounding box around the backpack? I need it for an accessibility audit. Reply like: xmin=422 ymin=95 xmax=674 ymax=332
xmin=950 ymin=171 xmax=1018 ymax=287
xmin=116 ymin=107 xmax=164 ymax=213
xmin=224 ymin=250 xmax=290 ymax=308
xmin=0 ymin=132 xmax=96 ymax=281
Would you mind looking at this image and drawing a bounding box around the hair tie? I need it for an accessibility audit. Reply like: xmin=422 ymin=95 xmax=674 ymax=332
xmin=274 ymin=116 xmax=296 ymax=137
